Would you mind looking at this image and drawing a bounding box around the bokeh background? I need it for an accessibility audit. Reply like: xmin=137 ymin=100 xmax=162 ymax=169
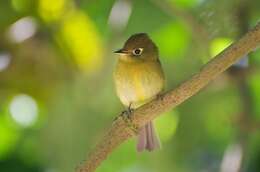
xmin=0 ymin=0 xmax=259 ymax=171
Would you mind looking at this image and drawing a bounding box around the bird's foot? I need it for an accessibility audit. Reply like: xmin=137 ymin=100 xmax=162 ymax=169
xmin=113 ymin=103 xmax=133 ymax=122
xmin=121 ymin=103 xmax=138 ymax=134
xmin=156 ymin=92 xmax=164 ymax=101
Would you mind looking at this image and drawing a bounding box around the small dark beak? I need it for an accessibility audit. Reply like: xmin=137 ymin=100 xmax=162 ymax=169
xmin=114 ymin=49 xmax=129 ymax=54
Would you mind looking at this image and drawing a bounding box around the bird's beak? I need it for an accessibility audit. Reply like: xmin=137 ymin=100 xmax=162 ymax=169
xmin=114 ymin=49 xmax=129 ymax=55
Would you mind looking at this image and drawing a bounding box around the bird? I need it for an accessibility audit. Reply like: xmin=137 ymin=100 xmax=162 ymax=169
xmin=113 ymin=33 xmax=165 ymax=152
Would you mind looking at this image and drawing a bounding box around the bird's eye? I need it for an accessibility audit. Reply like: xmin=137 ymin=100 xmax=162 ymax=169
xmin=132 ymin=48 xmax=143 ymax=56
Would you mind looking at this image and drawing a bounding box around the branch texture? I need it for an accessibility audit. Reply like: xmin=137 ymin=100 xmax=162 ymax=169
xmin=76 ymin=23 xmax=260 ymax=172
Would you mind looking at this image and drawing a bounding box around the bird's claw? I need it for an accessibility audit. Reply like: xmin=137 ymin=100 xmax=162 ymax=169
xmin=121 ymin=103 xmax=138 ymax=134
xmin=113 ymin=103 xmax=133 ymax=122
xmin=156 ymin=93 xmax=164 ymax=101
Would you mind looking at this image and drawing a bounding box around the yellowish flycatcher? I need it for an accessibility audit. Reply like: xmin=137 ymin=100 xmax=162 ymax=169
xmin=114 ymin=33 xmax=165 ymax=152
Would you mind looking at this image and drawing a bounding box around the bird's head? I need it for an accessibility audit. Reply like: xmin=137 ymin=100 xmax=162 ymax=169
xmin=114 ymin=33 xmax=158 ymax=62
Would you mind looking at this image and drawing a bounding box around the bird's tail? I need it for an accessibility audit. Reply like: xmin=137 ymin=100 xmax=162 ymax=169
xmin=136 ymin=121 xmax=161 ymax=152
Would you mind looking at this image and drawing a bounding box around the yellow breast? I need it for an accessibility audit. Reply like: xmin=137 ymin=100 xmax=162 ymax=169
xmin=114 ymin=60 xmax=164 ymax=108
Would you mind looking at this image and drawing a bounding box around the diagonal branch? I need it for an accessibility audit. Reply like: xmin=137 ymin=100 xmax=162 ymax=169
xmin=76 ymin=22 xmax=260 ymax=172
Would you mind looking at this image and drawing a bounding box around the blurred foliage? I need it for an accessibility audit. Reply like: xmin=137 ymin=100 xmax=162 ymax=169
xmin=153 ymin=21 xmax=191 ymax=59
xmin=210 ymin=37 xmax=233 ymax=57
xmin=0 ymin=0 xmax=259 ymax=172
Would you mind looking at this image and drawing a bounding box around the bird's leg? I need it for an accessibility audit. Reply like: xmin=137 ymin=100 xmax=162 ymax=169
xmin=156 ymin=92 xmax=164 ymax=101
xmin=127 ymin=102 xmax=134 ymax=116
xmin=113 ymin=103 xmax=133 ymax=122
xmin=121 ymin=103 xmax=138 ymax=134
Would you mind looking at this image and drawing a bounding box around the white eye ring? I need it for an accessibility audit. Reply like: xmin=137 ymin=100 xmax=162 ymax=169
xmin=132 ymin=48 xmax=143 ymax=56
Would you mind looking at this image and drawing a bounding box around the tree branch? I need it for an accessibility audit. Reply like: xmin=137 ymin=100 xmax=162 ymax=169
xmin=76 ymin=22 xmax=260 ymax=172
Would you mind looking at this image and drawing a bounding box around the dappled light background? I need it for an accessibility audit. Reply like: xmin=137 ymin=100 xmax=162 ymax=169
xmin=0 ymin=0 xmax=259 ymax=172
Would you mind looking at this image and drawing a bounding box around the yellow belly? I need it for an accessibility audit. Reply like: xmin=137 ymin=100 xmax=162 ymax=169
xmin=114 ymin=60 xmax=164 ymax=108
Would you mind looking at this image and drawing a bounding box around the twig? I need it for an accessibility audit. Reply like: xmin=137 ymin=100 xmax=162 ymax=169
xmin=76 ymin=23 xmax=260 ymax=172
